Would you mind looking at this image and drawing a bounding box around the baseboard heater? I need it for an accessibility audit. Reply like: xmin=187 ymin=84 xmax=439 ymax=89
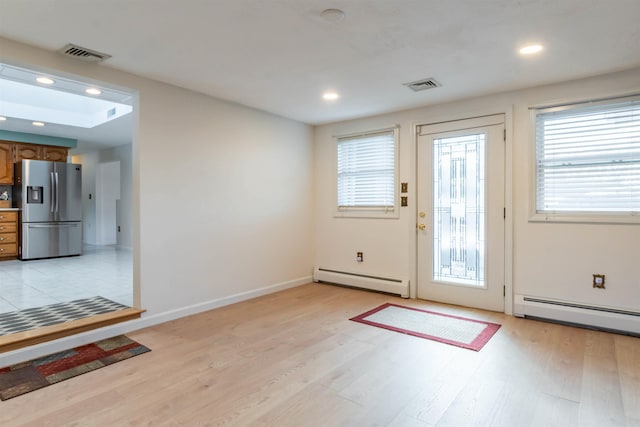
xmin=313 ymin=267 xmax=410 ymax=298
xmin=514 ymin=294 xmax=640 ymax=335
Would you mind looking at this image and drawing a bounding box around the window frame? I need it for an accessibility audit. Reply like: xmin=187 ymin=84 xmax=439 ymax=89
xmin=334 ymin=126 xmax=400 ymax=219
xmin=529 ymin=95 xmax=640 ymax=224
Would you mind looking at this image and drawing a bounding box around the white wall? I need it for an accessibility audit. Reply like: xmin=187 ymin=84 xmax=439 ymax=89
xmin=315 ymin=67 xmax=640 ymax=313
xmin=1 ymin=37 xmax=314 ymax=320
xmin=137 ymin=83 xmax=314 ymax=314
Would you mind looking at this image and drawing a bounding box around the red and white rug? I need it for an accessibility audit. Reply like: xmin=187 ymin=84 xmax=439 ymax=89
xmin=350 ymin=303 xmax=501 ymax=351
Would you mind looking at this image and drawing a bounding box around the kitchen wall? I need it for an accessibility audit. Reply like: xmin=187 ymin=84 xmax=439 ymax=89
xmin=73 ymin=144 xmax=133 ymax=249
xmin=0 ymin=37 xmax=315 ymax=322
xmin=315 ymin=67 xmax=640 ymax=314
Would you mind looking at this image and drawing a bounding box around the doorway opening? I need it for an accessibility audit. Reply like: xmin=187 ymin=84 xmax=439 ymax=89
xmin=0 ymin=62 xmax=138 ymax=350
xmin=97 ymin=160 xmax=120 ymax=246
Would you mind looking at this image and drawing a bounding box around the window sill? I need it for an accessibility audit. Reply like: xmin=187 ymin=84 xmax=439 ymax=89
xmin=529 ymin=212 xmax=640 ymax=225
xmin=334 ymin=209 xmax=399 ymax=219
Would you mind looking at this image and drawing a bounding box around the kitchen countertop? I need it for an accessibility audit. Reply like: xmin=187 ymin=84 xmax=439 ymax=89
xmin=0 ymin=208 xmax=20 ymax=211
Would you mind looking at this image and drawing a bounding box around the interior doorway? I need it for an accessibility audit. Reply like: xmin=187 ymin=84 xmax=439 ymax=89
xmin=96 ymin=161 xmax=120 ymax=246
xmin=416 ymin=114 xmax=505 ymax=312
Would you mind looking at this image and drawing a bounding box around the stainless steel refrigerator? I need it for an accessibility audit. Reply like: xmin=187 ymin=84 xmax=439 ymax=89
xmin=14 ymin=160 xmax=82 ymax=260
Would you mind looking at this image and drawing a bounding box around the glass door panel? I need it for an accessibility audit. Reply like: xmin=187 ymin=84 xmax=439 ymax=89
xmin=433 ymin=133 xmax=485 ymax=286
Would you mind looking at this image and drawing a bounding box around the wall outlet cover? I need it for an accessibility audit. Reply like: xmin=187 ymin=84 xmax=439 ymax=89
xmin=593 ymin=274 xmax=605 ymax=289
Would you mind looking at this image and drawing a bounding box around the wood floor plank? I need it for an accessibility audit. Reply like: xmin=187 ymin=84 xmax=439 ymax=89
xmin=399 ymin=349 xmax=483 ymax=425
xmin=578 ymin=331 xmax=627 ymax=426
xmin=251 ymin=383 xmax=364 ymax=427
xmin=538 ymin=321 xmax=586 ymax=402
xmin=530 ymin=393 xmax=580 ymax=427
xmin=614 ymin=334 xmax=640 ymax=424
xmin=0 ymin=283 xmax=637 ymax=426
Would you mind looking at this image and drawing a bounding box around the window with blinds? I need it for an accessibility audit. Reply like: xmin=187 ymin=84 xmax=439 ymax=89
xmin=535 ymin=97 xmax=640 ymax=219
xmin=336 ymin=128 xmax=398 ymax=215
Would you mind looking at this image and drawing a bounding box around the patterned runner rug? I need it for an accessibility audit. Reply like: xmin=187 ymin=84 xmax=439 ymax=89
xmin=0 ymin=335 xmax=150 ymax=400
xmin=0 ymin=296 xmax=129 ymax=336
xmin=350 ymin=303 xmax=501 ymax=351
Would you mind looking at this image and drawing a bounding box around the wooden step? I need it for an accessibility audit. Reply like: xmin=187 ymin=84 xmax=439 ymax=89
xmin=0 ymin=307 xmax=145 ymax=353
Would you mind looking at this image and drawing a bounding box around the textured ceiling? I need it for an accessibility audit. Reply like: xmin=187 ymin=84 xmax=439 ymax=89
xmin=1 ymin=0 xmax=640 ymax=148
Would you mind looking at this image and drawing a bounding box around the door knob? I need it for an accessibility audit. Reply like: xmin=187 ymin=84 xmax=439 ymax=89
xmin=418 ymin=223 xmax=426 ymax=230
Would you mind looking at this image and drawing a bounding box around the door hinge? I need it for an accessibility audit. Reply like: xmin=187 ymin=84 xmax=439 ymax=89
xmin=503 ymin=285 xmax=506 ymax=297
xmin=503 ymin=207 xmax=506 ymax=219
xmin=503 ymin=129 xmax=506 ymax=141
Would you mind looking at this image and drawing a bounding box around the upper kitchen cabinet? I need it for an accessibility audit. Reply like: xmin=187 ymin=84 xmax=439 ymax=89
xmin=14 ymin=142 xmax=42 ymax=162
xmin=13 ymin=143 xmax=68 ymax=163
xmin=42 ymin=145 xmax=69 ymax=162
xmin=0 ymin=142 xmax=13 ymax=184
xmin=0 ymin=142 xmax=70 ymax=185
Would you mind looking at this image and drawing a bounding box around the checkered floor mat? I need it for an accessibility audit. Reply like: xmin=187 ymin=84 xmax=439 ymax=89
xmin=0 ymin=296 xmax=129 ymax=336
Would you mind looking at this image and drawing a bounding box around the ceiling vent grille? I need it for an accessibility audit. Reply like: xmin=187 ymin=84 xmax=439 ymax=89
xmin=57 ymin=44 xmax=111 ymax=63
xmin=404 ymin=78 xmax=441 ymax=92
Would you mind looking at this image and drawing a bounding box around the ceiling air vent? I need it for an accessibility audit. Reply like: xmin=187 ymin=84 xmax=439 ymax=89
xmin=57 ymin=44 xmax=111 ymax=63
xmin=404 ymin=78 xmax=441 ymax=92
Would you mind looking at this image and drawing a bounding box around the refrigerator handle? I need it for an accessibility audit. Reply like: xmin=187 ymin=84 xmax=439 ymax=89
xmin=55 ymin=172 xmax=59 ymax=213
xmin=50 ymin=172 xmax=56 ymax=213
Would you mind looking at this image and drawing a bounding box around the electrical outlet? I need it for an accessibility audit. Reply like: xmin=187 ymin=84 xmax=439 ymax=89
xmin=356 ymin=252 xmax=363 ymax=263
xmin=593 ymin=274 xmax=605 ymax=289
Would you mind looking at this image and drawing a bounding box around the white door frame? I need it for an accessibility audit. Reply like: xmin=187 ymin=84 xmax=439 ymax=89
xmin=411 ymin=108 xmax=514 ymax=314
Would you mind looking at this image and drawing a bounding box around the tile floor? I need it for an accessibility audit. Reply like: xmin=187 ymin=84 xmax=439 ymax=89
xmin=0 ymin=245 xmax=133 ymax=315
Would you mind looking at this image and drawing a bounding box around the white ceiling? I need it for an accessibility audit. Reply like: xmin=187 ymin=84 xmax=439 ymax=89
xmin=1 ymin=0 xmax=640 ymax=150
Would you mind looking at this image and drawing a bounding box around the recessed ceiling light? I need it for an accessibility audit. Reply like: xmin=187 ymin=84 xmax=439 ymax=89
xmin=519 ymin=44 xmax=544 ymax=55
xmin=86 ymin=87 xmax=102 ymax=95
xmin=36 ymin=76 xmax=55 ymax=85
xmin=323 ymin=91 xmax=339 ymax=101
xmin=0 ymin=116 xmax=6 ymax=121
xmin=32 ymin=121 xmax=45 ymax=127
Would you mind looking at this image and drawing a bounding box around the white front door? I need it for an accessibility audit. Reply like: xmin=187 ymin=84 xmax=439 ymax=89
xmin=417 ymin=115 xmax=505 ymax=312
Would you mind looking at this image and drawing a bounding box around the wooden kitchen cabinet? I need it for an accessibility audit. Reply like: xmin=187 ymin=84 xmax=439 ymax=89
xmin=13 ymin=142 xmax=68 ymax=163
xmin=0 ymin=211 xmax=18 ymax=259
xmin=13 ymin=142 xmax=42 ymax=162
xmin=0 ymin=142 xmax=13 ymax=185
xmin=0 ymin=141 xmax=70 ymax=185
xmin=42 ymin=145 xmax=69 ymax=162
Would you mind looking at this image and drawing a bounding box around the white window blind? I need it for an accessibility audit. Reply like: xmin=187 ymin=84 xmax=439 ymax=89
xmin=337 ymin=129 xmax=396 ymax=211
xmin=535 ymin=98 xmax=640 ymax=215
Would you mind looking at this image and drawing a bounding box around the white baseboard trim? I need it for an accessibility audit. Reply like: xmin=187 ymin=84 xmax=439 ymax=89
xmin=514 ymin=294 xmax=640 ymax=335
xmin=313 ymin=266 xmax=410 ymax=298
xmin=0 ymin=275 xmax=311 ymax=366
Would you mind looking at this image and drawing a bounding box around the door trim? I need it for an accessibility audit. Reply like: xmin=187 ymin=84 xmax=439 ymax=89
xmin=412 ymin=108 xmax=513 ymax=314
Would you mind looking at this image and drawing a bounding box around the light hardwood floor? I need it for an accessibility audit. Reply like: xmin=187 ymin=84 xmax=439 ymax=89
xmin=2 ymin=283 xmax=639 ymax=426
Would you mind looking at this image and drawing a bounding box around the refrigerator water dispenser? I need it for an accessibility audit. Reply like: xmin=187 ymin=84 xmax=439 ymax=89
xmin=27 ymin=186 xmax=44 ymax=204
